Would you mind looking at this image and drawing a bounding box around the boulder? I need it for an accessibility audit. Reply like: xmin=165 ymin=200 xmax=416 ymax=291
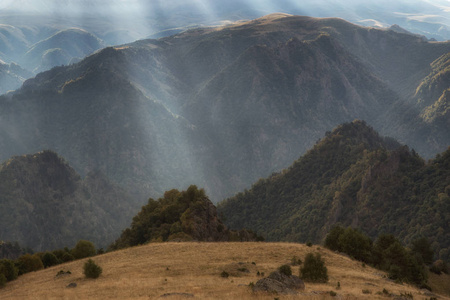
xmin=253 ymin=271 xmax=305 ymax=294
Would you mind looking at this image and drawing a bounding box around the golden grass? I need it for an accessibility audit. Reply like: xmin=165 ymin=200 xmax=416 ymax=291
xmin=1 ymin=242 xmax=448 ymax=299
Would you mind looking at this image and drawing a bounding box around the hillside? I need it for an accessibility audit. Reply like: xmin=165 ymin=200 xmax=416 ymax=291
xmin=0 ymin=61 xmax=33 ymax=94
xmin=1 ymin=242 xmax=447 ymax=299
xmin=22 ymin=28 xmax=106 ymax=73
xmin=1 ymin=14 xmax=450 ymax=202
xmin=218 ymin=120 xmax=450 ymax=262
xmin=0 ymin=150 xmax=136 ymax=251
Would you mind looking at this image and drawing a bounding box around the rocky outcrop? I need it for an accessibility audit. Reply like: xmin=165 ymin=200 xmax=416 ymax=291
xmin=182 ymin=196 xmax=229 ymax=242
xmin=253 ymin=271 xmax=305 ymax=294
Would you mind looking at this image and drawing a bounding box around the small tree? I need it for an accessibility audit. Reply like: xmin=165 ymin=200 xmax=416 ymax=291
xmin=72 ymin=240 xmax=96 ymax=259
xmin=278 ymin=264 xmax=292 ymax=276
xmin=300 ymin=253 xmax=328 ymax=282
xmin=83 ymin=259 xmax=102 ymax=279
xmin=42 ymin=252 xmax=60 ymax=268
xmin=17 ymin=254 xmax=44 ymax=275
xmin=0 ymin=259 xmax=18 ymax=281
xmin=324 ymin=225 xmax=345 ymax=252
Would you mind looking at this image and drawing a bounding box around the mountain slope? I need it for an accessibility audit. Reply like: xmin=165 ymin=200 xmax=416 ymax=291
xmin=218 ymin=121 xmax=450 ymax=262
xmin=0 ymin=61 xmax=33 ymax=94
xmin=0 ymin=150 xmax=135 ymax=251
xmin=22 ymin=28 xmax=106 ymax=73
xmin=1 ymin=14 xmax=450 ymax=202
xmin=416 ymin=53 xmax=450 ymax=126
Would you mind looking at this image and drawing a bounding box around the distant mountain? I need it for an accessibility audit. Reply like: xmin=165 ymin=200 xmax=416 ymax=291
xmin=0 ymin=61 xmax=33 ymax=94
xmin=22 ymin=28 xmax=106 ymax=73
xmin=218 ymin=120 xmax=450 ymax=262
xmin=0 ymin=14 xmax=449 ymax=203
xmin=0 ymin=150 xmax=136 ymax=251
xmin=0 ymin=23 xmax=107 ymax=90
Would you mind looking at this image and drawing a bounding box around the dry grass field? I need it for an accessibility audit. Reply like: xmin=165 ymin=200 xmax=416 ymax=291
xmin=1 ymin=242 xmax=448 ymax=299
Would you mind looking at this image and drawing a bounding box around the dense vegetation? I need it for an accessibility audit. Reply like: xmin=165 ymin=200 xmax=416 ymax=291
xmin=300 ymin=253 xmax=328 ymax=283
xmin=218 ymin=121 xmax=450 ymax=262
xmin=0 ymin=150 xmax=136 ymax=251
xmin=0 ymin=239 xmax=100 ymax=287
xmin=110 ymin=185 xmax=261 ymax=250
xmin=324 ymin=226 xmax=431 ymax=287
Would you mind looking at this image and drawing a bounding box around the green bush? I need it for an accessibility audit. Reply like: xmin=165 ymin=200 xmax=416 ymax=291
xmin=300 ymin=253 xmax=328 ymax=282
xmin=324 ymin=225 xmax=345 ymax=252
xmin=338 ymin=227 xmax=373 ymax=263
xmin=17 ymin=254 xmax=44 ymax=275
xmin=0 ymin=259 xmax=18 ymax=281
xmin=83 ymin=259 xmax=102 ymax=279
xmin=62 ymin=252 xmax=75 ymax=262
xmin=72 ymin=240 xmax=96 ymax=259
xmin=42 ymin=252 xmax=60 ymax=268
xmin=278 ymin=264 xmax=292 ymax=276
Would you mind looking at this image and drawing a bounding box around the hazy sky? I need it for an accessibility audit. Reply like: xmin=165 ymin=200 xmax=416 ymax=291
xmin=1 ymin=0 xmax=449 ymax=41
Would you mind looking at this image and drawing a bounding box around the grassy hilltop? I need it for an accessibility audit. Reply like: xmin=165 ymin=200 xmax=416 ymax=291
xmin=1 ymin=242 xmax=449 ymax=299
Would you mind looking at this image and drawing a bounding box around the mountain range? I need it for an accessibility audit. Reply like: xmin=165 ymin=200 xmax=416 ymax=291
xmin=0 ymin=14 xmax=449 ymax=203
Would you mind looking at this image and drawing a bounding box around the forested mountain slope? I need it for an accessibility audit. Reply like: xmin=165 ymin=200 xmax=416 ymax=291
xmin=0 ymin=14 xmax=449 ymax=202
xmin=0 ymin=150 xmax=135 ymax=251
xmin=218 ymin=121 xmax=450 ymax=262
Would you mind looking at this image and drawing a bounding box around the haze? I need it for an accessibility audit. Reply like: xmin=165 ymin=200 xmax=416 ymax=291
xmin=1 ymin=0 xmax=450 ymax=43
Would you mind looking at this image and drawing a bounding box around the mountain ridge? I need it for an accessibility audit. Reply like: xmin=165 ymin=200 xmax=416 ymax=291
xmin=0 ymin=14 xmax=449 ymax=202
xmin=218 ymin=120 xmax=450 ymax=262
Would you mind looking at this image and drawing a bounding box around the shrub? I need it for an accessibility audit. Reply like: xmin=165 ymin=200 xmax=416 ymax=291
xmin=220 ymin=271 xmax=229 ymax=278
xmin=83 ymin=259 xmax=102 ymax=279
xmin=42 ymin=252 xmax=60 ymax=268
xmin=324 ymin=225 xmax=345 ymax=252
xmin=72 ymin=240 xmax=96 ymax=259
xmin=300 ymin=253 xmax=328 ymax=282
xmin=362 ymin=289 xmax=371 ymax=294
xmin=329 ymin=291 xmax=337 ymax=296
xmin=306 ymin=241 xmax=313 ymax=247
xmin=0 ymin=259 xmax=18 ymax=281
xmin=62 ymin=252 xmax=75 ymax=262
xmin=338 ymin=227 xmax=373 ymax=263
xmin=17 ymin=254 xmax=44 ymax=275
xmin=278 ymin=264 xmax=292 ymax=276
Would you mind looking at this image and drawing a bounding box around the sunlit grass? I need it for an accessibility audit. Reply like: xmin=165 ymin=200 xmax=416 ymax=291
xmin=1 ymin=242 xmax=446 ymax=299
